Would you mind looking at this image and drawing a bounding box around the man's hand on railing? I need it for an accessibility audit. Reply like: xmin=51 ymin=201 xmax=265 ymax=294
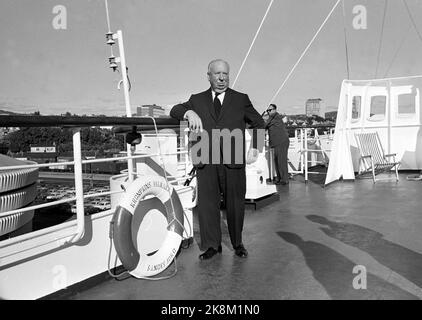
xmin=184 ymin=110 xmax=203 ymax=133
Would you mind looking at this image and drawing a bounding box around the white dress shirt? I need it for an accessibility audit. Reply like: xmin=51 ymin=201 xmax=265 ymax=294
xmin=211 ymin=90 xmax=225 ymax=105
xmin=183 ymin=90 xmax=226 ymax=119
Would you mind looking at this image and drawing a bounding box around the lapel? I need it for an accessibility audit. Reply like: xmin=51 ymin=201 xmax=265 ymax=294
xmin=217 ymin=88 xmax=233 ymax=122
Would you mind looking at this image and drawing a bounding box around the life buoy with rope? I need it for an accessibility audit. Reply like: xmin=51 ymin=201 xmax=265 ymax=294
xmin=112 ymin=175 xmax=185 ymax=278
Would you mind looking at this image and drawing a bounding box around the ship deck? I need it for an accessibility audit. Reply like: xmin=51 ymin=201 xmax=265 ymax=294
xmin=53 ymin=171 xmax=422 ymax=300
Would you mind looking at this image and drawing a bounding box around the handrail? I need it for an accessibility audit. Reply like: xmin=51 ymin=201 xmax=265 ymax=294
xmin=0 ymin=188 xmax=122 ymax=219
xmin=0 ymin=150 xmax=188 ymax=172
xmin=0 ymin=149 xmax=190 ymax=218
xmin=0 ymin=114 xmax=334 ymax=129
xmin=285 ymin=124 xmax=335 ymax=130
xmin=0 ymin=115 xmax=180 ymax=128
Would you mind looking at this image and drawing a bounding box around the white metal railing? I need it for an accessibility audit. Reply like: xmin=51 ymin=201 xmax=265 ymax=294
xmin=266 ymin=128 xmax=332 ymax=182
xmin=0 ymin=128 xmax=189 ymax=252
xmin=301 ymin=128 xmax=332 ymax=182
xmin=0 ymin=155 xmax=188 ymax=219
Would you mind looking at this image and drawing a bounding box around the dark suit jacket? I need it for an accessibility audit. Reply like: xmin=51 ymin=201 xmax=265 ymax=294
xmin=170 ymin=87 xmax=265 ymax=168
xmin=265 ymin=112 xmax=290 ymax=147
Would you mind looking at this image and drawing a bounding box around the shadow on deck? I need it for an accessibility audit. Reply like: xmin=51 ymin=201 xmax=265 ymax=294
xmin=53 ymin=172 xmax=422 ymax=300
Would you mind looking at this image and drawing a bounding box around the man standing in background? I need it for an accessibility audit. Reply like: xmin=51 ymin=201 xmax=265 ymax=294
xmin=265 ymin=104 xmax=290 ymax=185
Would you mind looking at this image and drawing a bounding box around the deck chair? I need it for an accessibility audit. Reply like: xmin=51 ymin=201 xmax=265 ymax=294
xmin=354 ymin=132 xmax=400 ymax=183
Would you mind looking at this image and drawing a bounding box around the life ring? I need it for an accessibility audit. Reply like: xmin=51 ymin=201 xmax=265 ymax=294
xmin=112 ymin=175 xmax=185 ymax=278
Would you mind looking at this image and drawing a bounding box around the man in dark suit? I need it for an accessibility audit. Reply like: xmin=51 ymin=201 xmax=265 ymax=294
xmin=170 ymin=59 xmax=265 ymax=260
xmin=265 ymin=104 xmax=290 ymax=185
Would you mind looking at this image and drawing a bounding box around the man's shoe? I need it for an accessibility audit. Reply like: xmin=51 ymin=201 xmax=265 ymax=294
xmin=274 ymin=180 xmax=281 ymax=185
xmin=199 ymin=245 xmax=222 ymax=260
xmin=280 ymin=181 xmax=289 ymax=185
xmin=234 ymin=244 xmax=248 ymax=258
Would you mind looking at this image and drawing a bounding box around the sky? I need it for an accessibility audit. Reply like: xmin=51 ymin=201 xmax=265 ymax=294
xmin=2 ymin=0 xmax=422 ymax=116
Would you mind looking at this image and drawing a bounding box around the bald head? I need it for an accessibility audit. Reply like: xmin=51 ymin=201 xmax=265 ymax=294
xmin=207 ymin=59 xmax=230 ymax=73
xmin=207 ymin=59 xmax=230 ymax=93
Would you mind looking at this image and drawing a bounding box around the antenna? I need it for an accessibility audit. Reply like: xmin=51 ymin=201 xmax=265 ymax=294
xmin=105 ymin=0 xmax=117 ymax=71
xmin=103 ymin=0 xmax=135 ymax=182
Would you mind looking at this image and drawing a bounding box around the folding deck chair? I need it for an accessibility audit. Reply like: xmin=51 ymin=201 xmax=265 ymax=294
xmin=354 ymin=132 xmax=400 ymax=183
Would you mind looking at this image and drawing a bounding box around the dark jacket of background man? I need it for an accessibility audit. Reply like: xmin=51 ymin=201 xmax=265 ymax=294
xmin=266 ymin=112 xmax=289 ymax=147
xmin=265 ymin=110 xmax=290 ymax=184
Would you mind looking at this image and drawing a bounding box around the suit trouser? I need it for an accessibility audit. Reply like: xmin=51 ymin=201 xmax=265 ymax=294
xmin=194 ymin=164 xmax=246 ymax=250
xmin=273 ymin=142 xmax=289 ymax=182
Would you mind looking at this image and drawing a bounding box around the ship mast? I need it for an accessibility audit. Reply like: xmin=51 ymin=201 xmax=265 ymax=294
xmin=104 ymin=0 xmax=135 ymax=182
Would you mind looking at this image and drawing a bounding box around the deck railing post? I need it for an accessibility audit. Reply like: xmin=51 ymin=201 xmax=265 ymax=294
xmin=184 ymin=128 xmax=189 ymax=176
xmin=304 ymin=128 xmax=308 ymax=183
xmin=114 ymin=30 xmax=134 ymax=183
xmin=70 ymin=128 xmax=85 ymax=243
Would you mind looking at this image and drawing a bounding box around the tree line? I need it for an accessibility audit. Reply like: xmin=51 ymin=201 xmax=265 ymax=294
xmin=3 ymin=126 xmax=125 ymax=155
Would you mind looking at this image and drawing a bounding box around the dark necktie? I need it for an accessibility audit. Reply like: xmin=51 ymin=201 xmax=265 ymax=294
xmin=214 ymin=93 xmax=222 ymax=118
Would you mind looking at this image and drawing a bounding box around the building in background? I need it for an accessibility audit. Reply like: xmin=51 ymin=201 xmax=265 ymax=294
xmin=325 ymin=111 xmax=338 ymax=121
xmin=136 ymin=104 xmax=166 ymax=117
xmin=30 ymin=145 xmax=57 ymax=153
xmin=26 ymin=144 xmax=58 ymax=165
xmin=305 ymin=98 xmax=325 ymax=117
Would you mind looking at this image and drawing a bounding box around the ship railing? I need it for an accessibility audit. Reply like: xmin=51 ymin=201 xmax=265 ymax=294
xmin=0 ymin=115 xmax=333 ymax=264
xmin=266 ymin=124 xmax=334 ymax=182
xmin=0 ymin=115 xmax=190 ymax=264
xmin=299 ymin=127 xmax=333 ymax=182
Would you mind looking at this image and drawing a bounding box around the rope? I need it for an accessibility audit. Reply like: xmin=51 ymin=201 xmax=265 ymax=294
xmin=268 ymin=0 xmax=341 ymax=105
xmin=403 ymin=0 xmax=422 ymax=46
xmin=107 ymin=237 xmax=130 ymax=279
xmin=341 ymin=0 xmax=351 ymax=79
xmin=388 ymin=0 xmax=422 ymax=78
xmin=374 ymin=0 xmax=388 ymax=78
xmin=232 ymin=0 xmax=274 ymax=88
xmin=104 ymin=0 xmax=112 ymax=32
xmin=146 ymin=116 xmax=192 ymax=239
xmin=104 ymin=0 xmax=115 ymax=59
xmin=382 ymin=31 xmax=408 ymax=78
